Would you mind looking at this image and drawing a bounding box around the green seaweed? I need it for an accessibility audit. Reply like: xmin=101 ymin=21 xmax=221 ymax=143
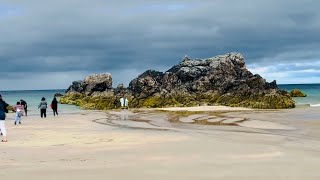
xmin=60 ymin=90 xmax=295 ymax=110
xmin=290 ymin=89 xmax=307 ymax=97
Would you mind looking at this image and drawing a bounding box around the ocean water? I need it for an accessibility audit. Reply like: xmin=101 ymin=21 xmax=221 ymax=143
xmin=0 ymin=89 xmax=79 ymax=115
xmin=279 ymin=84 xmax=320 ymax=107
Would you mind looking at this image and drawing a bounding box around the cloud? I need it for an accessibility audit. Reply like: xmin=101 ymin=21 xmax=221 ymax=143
xmin=249 ymin=60 xmax=320 ymax=84
xmin=0 ymin=0 xmax=320 ymax=90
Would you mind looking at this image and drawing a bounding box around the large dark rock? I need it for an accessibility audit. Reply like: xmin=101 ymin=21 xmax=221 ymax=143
xmin=66 ymin=80 xmax=86 ymax=93
xmin=129 ymin=70 xmax=164 ymax=98
xmin=128 ymin=53 xmax=294 ymax=109
xmin=84 ymin=73 xmax=113 ymax=93
xmin=66 ymin=73 xmax=113 ymax=95
xmin=62 ymin=53 xmax=295 ymax=109
xmin=130 ymin=53 xmax=278 ymax=96
xmin=62 ymin=73 xmax=131 ymax=110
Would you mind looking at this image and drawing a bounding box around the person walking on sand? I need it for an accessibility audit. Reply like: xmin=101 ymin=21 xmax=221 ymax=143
xmin=20 ymin=99 xmax=28 ymax=116
xmin=124 ymin=97 xmax=129 ymax=109
xmin=119 ymin=96 xmax=129 ymax=110
xmin=38 ymin=97 xmax=48 ymax=118
xmin=120 ymin=97 xmax=125 ymax=109
xmin=14 ymin=101 xmax=24 ymax=125
xmin=113 ymin=98 xmax=118 ymax=109
xmin=0 ymin=94 xmax=9 ymax=142
xmin=51 ymin=97 xmax=59 ymax=117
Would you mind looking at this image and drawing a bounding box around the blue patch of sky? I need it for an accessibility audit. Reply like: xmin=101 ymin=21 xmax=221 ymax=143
xmin=0 ymin=4 xmax=22 ymax=18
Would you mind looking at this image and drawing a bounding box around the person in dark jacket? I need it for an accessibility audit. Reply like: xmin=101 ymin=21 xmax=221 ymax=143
xmin=113 ymin=98 xmax=118 ymax=109
xmin=20 ymin=99 xmax=28 ymax=116
xmin=0 ymin=94 xmax=9 ymax=142
xmin=51 ymin=97 xmax=59 ymax=117
xmin=38 ymin=97 xmax=47 ymax=118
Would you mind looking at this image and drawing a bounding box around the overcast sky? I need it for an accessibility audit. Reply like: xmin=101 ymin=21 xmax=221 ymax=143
xmin=0 ymin=0 xmax=319 ymax=90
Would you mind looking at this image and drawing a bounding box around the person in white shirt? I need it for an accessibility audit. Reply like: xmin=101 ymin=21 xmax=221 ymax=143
xmin=120 ymin=96 xmax=129 ymax=109
xmin=120 ymin=97 xmax=124 ymax=109
xmin=124 ymin=97 xmax=129 ymax=109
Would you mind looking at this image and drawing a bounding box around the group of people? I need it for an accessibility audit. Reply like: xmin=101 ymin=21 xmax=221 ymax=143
xmin=0 ymin=94 xmax=131 ymax=142
xmin=38 ymin=97 xmax=59 ymax=118
xmin=0 ymin=94 xmax=60 ymax=142
xmin=13 ymin=100 xmax=27 ymax=125
xmin=114 ymin=96 xmax=129 ymax=109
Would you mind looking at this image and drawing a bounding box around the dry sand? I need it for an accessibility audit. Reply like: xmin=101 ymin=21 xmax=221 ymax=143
xmin=0 ymin=106 xmax=320 ymax=180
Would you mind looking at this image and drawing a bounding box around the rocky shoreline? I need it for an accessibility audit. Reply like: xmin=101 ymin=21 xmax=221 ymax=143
xmin=60 ymin=53 xmax=295 ymax=109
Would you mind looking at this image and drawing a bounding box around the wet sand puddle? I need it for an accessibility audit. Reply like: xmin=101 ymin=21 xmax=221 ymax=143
xmin=92 ymin=110 xmax=296 ymax=133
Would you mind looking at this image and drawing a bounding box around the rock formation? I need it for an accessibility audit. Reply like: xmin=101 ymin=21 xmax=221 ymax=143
xmin=66 ymin=73 xmax=113 ymax=95
xmin=128 ymin=53 xmax=294 ymax=109
xmin=61 ymin=53 xmax=295 ymax=109
xmin=54 ymin=93 xmax=64 ymax=97
xmin=290 ymin=89 xmax=307 ymax=97
xmin=60 ymin=73 xmax=131 ymax=110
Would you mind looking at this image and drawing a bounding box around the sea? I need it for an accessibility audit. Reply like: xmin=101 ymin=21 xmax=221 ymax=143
xmin=279 ymin=84 xmax=320 ymax=107
xmin=0 ymin=89 xmax=79 ymax=115
xmin=0 ymin=84 xmax=319 ymax=113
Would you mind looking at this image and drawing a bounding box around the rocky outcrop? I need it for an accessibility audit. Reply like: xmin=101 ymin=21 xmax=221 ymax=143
xmin=129 ymin=53 xmax=278 ymax=97
xmin=66 ymin=73 xmax=112 ymax=95
xmin=84 ymin=73 xmax=112 ymax=93
xmin=61 ymin=53 xmax=295 ymax=109
xmin=129 ymin=70 xmax=164 ymax=98
xmin=290 ymin=89 xmax=307 ymax=97
xmin=61 ymin=73 xmax=130 ymax=110
xmin=129 ymin=53 xmax=294 ymax=109
xmin=54 ymin=93 xmax=64 ymax=97
xmin=66 ymin=81 xmax=86 ymax=93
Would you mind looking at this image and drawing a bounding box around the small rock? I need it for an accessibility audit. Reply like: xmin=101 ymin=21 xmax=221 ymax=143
xmin=54 ymin=93 xmax=64 ymax=97
xmin=290 ymin=89 xmax=307 ymax=97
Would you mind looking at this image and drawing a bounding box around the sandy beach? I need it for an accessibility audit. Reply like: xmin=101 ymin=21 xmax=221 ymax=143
xmin=1 ymin=106 xmax=320 ymax=180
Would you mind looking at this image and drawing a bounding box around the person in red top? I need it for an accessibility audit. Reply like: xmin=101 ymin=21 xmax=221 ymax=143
xmin=14 ymin=101 xmax=24 ymax=125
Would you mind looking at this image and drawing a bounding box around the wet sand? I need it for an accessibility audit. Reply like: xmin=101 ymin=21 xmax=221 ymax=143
xmin=0 ymin=107 xmax=320 ymax=180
